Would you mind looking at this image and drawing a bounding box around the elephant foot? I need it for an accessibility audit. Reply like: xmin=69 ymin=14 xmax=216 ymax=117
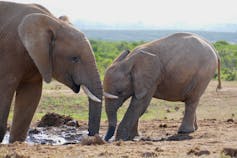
xmin=116 ymin=127 xmax=135 ymax=141
xmin=9 ymin=137 xmax=25 ymax=143
xmin=116 ymin=132 xmax=132 ymax=141
xmin=131 ymin=129 xmax=139 ymax=137
xmin=178 ymin=125 xmax=196 ymax=134
xmin=178 ymin=130 xmax=195 ymax=134
xmin=9 ymin=133 xmax=27 ymax=143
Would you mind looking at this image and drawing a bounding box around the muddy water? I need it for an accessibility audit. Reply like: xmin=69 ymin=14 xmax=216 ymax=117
xmin=2 ymin=126 xmax=88 ymax=145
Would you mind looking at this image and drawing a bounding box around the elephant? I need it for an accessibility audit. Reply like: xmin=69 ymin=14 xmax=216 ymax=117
xmin=103 ymin=32 xmax=222 ymax=141
xmin=0 ymin=2 xmax=102 ymax=143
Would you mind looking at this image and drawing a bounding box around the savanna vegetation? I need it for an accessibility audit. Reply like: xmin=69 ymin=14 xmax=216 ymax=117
xmin=91 ymin=40 xmax=237 ymax=81
xmin=214 ymin=41 xmax=237 ymax=80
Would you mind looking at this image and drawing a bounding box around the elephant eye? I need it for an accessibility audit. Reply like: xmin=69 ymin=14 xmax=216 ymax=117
xmin=71 ymin=56 xmax=80 ymax=63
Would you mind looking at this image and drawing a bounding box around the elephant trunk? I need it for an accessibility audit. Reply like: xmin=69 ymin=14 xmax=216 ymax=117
xmin=105 ymin=110 xmax=117 ymax=141
xmin=87 ymin=69 xmax=103 ymax=136
xmin=104 ymin=99 xmax=120 ymax=141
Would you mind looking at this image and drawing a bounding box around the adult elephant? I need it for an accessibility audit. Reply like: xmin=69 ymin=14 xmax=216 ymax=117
xmin=104 ymin=32 xmax=221 ymax=141
xmin=0 ymin=2 xmax=102 ymax=143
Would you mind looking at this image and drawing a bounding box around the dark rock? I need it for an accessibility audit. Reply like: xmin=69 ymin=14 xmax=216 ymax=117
xmin=223 ymin=148 xmax=237 ymax=157
xmin=227 ymin=118 xmax=234 ymax=123
xmin=159 ymin=123 xmax=167 ymax=128
xmin=37 ymin=113 xmax=79 ymax=127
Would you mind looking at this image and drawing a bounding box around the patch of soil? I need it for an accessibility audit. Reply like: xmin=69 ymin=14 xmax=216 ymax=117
xmin=155 ymin=147 xmax=164 ymax=152
xmin=98 ymin=151 xmax=112 ymax=157
xmin=174 ymin=106 xmax=180 ymax=111
xmin=4 ymin=152 xmax=29 ymax=158
xmin=223 ymin=148 xmax=237 ymax=157
xmin=141 ymin=152 xmax=158 ymax=157
xmin=166 ymin=133 xmax=193 ymax=141
xmin=2 ymin=81 xmax=237 ymax=157
xmin=1 ymin=119 xmax=237 ymax=158
xmin=37 ymin=113 xmax=79 ymax=127
xmin=187 ymin=147 xmax=210 ymax=156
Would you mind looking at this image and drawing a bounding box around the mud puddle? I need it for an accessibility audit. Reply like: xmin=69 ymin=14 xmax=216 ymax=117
xmin=28 ymin=126 xmax=88 ymax=145
xmin=2 ymin=113 xmax=88 ymax=145
xmin=3 ymin=127 xmax=88 ymax=145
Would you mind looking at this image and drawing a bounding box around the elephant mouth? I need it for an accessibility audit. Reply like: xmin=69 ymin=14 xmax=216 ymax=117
xmin=70 ymin=76 xmax=80 ymax=93
xmin=72 ymin=83 xmax=80 ymax=93
xmin=69 ymin=76 xmax=101 ymax=102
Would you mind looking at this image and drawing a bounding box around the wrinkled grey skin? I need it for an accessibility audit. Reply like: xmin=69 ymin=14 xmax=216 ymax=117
xmin=0 ymin=2 xmax=102 ymax=143
xmin=104 ymin=33 xmax=221 ymax=141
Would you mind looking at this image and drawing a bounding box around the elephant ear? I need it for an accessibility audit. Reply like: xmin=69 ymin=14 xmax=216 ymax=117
xmin=113 ymin=50 xmax=130 ymax=63
xmin=131 ymin=50 xmax=160 ymax=100
xmin=18 ymin=13 xmax=58 ymax=83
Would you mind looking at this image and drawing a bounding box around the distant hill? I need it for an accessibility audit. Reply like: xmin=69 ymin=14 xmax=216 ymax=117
xmin=74 ymin=18 xmax=237 ymax=32
xmin=205 ymin=24 xmax=237 ymax=32
xmin=80 ymin=30 xmax=237 ymax=43
xmin=74 ymin=19 xmax=237 ymax=42
xmin=74 ymin=20 xmax=237 ymax=32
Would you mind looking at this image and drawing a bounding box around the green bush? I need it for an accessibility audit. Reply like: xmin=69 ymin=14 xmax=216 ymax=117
xmin=214 ymin=41 xmax=237 ymax=81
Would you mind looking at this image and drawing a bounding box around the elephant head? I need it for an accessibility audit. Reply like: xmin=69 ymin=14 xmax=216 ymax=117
xmin=18 ymin=13 xmax=102 ymax=136
xmin=103 ymin=49 xmax=158 ymax=141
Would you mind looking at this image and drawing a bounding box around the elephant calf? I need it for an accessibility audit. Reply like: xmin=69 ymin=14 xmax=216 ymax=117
xmin=104 ymin=32 xmax=221 ymax=141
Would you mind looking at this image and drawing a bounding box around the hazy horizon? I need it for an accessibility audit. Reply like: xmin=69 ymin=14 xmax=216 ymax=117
xmin=4 ymin=0 xmax=237 ymax=32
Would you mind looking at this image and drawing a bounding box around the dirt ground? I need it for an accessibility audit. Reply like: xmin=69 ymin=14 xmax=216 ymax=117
xmin=1 ymin=81 xmax=237 ymax=158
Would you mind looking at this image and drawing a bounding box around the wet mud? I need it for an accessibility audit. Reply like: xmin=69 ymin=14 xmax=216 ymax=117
xmin=3 ymin=113 xmax=86 ymax=145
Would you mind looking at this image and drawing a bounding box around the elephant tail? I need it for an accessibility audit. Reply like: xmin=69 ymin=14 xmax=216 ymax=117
xmin=202 ymin=37 xmax=222 ymax=91
xmin=216 ymin=55 xmax=222 ymax=91
xmin=208 ymin=41 xmax=222 ymax=91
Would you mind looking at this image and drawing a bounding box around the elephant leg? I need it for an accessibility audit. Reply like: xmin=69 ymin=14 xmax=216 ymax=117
xmin=132 ymin=120 xmax=139 ymax=137
xmin=120 ymin=120 xmax=139 ymax=140
xmin=178 ymin=99 xmax=199 ymax=133
xmin=116 ymin=95 xmax=153 ymax=141
xmin=0 ymin=89 xmax=15 ymax=142
xmin=132 ymin=121 xmax=139 ymax=137
xmin=9 ymin=80 xmax=42 ymax=143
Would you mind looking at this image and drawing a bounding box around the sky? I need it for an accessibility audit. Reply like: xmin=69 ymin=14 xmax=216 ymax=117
xmin=4 ymin=0 xmax=237 ymax=29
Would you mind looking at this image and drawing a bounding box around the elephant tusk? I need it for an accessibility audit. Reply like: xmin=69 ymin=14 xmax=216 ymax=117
xmin=81 ymin=85 xmax=101 ymax=102
xmin=103 ymin=92 xmax=119 ymax=99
